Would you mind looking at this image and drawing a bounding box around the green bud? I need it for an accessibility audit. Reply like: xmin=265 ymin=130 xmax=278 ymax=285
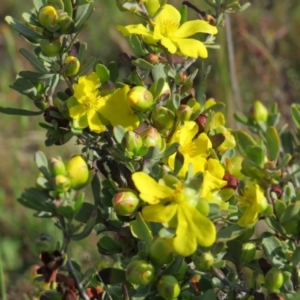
xmin=157 ymin=275 xmax=181 ymax=300
xmin=121 ymin=131 xmax=143 ymax=156
xmin=149 ymin=237 xmax=174 ymax=266
xmin=127 ymin=86 xmax=154 ymax=112
xmin=38 ymin=5 xmax=58 ymax=28
xmin=126 ymin=260 xmax=155 ymax=285
xmin=176 ymin=105 xmax=193 ymax=121
xmin=64 ymin=56 xmax=80 ymax=77
xmin=250 ymin=101 xmax=268 ymax=123
xmin=151 ymin=107 xmax=175 ymax=130
xmin=52 ymin=175 xmax=71 ymax=192
xmin=194 ymin=252 xmax=214 ymax=271
xmin=264 ymin=268 xmax=284 ymax=292
xmin=112 ymin=190 xmax=139 ymax=216
xmin=49 ymin=157 xmax=66 ymax=176
xmin=40 ymin=38 xmax=61 ymax=57
xmin=65 ymin=155 xmax=90 ymax=190
xmin=144 ymin=0 xmax=160 ymax=16
xmin=241 ymin=243 xmax=256 ymax=264
xmin=57 ymin=14 xmax=75 ymax=34
xmin=141 ymin=127 xmax=162 ymax=149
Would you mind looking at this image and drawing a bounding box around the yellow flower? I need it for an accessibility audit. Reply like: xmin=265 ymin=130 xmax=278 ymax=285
xmin=132 ymin=172 xmax=216 ymax=256
xmin=117 ymin=4 xmax=218 ymax=58
xmin=168 ymin=121 xmax=212 ymax=176
xmin=67 ymin=72 xmax=139 ymax=133
xmin=238 ymin=181 xmax=268 ymax=227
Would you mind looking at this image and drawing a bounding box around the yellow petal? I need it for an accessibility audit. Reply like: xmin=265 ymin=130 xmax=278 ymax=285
xmin=73 ymin=115 xmax=88 ymax=129
xmin=160 ymin=37 xmax=177 ymax=54
xmin=87 ymin=110 xmax=106 ymax=133
xmin=142 ymin=204 xmax=177 ymax=223
xmin=173 ymin=203 xmax=216 ymax=256
xmin=174 ymin=38 xmax=208 ymax=58
xmin=68 ymin=103 xmax=86 ymax=119
xmin=194 ymin=132 xmax=212 ymax=155
xmin=174 ymin=20 xmax=218 ymax=38
xmin=132 ymin=172 xmax=174 ymax=204
xmin=206 ymin=158 xmax=225 ymax=179
xmin=99 ymin=86 xmax=140 ymax=130
xmin=238 ymin=204 xmax=258 ymax=227
xmin=116 ymin=24 xmax=155 ymax=40
xmin=155 ymin=5 xmax=181 ymax=31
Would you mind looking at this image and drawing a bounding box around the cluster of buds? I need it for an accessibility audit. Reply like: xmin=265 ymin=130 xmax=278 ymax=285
xmin=36 ymin=155 xmax=90 ymax=195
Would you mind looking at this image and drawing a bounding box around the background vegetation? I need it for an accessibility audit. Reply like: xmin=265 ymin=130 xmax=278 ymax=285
xmin=0 ymin=0 xmax=299 ymax=298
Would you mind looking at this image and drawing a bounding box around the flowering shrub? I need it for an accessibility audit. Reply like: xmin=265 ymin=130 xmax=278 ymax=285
xmin=3 ymin=0 xmax=300 ymax=299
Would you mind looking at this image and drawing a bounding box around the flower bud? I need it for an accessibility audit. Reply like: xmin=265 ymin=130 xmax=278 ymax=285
xmin=250 ymin=101 xmax=268 ymax=123
xmin=149 ymin=237 xmax=174 ymax=266
xmin=121 ymin=131 xmax=143 ymax=156
xmin=65 ymin=155 xmax=90 ymax=190
xmin=100 ymin=81 xmax=115 ymax=96
xmin=127 ymin=86 xmax=154 ymax=112
xmin=57 ymin=14 xmax=75 ymax=34
xmin=157 ymin=275 xmax=181 ymax=300
xmin=38 ymin=5 xmax=58 ymax=28
xmin=64 ymin=56 xmax=80 ymax=77
xmin=49 ymin=157 xmax=66 ymax=176
xmin=40 ymin=39 xmax=61 ymax=57
xmin=241 ymin=243 xmax=256 ymax=264
xmin=222 ymin=173 xmax=239 ymax=190
xmin=194 ymin=252 xmax=214 ymax=271
xmin=141 ymin=127 xmax=162 ymax=149
xmin=112 ymin=190 xmax=139 ymax=216
xmin=126 ymin=260 xmax=155 ymax=285
xmin=195 ymin=114 xmax=207 ymax=133
xmin=264 ymin=268 xmax=284 ymax=292
xmin=176 ymin=105 xmax=193 ymax=121
xmin=151 ymin=107 xmax=175 ymax=130
xmin=52 ymin=175 xmax=71 ymax=193
xmin=144 ymin=0 xmax=160 ymax=16
xmin=147 ymin=53 xmax=160 ymax=64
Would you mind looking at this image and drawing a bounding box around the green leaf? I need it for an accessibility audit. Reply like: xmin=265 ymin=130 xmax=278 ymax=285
xmin=97 ymin=236 xmax=122 ymax=255
xmin=291 ymin=104 xmax=300 ymax=128
xmin=132 ymin=58 xmax=153 ymax=70
xmin=197 ymin=289 xmax=217 ymax=300
xmin=291 ymin=247 xmax=300 ymax=267
xmin=245 ymin=145 xmax=265 ymax=168
xmin=130 ymin=212 xmax=153 ymax=249
xmin=91 ymin=174 xmax=101 ymax=207
xmin=151 ymin=63 xmax=167 ymax=81
xmin=0 ymin=107 xmax=43 ymax=116
xmin=98 ymin=268 xmax=127 ymax=285
xmin=276 ymin=153 xmax=292 ymax=170
xmin=75 ymin=202 xmax=95 ymax=223
xmin=62 ymin=0 xmax=73 ymax=17
xmin=279 ymin=202 xmax=300 ymax=224
xmin=95 ymin=63 xmax=110 ymax=83
xmin=157 ymin=142 xmax=179 ymax=159
xmin=33 ymin=0 xmax=47 ymax=11
xmin=72 ymin=208 xmax=97 ymax=240
xmin=5 ymin=16 xmax=45 ymax=40
xmin=261 ymin=232 xmax=284 ymax=257
xmin=77 ymin=42 xmax=87 ymax=63
xmin=19 ymin=71 xmax=54 ymax=80
xmin=19 ymin=48 xmax=48 ymax=73
xmin=234 ymin=112 xmax=249 ymax=125
xmin=10 ymin=78 xmax=37 ymax=98
xmin=179 ymin=5 xmax=187 ymax=25
xmin=266 ymin=126 xmax=280 ymax=161
xmin=217 ymin=224 xmax=249 ymax=242
xmin=265 ymin=216 xmax=286 ymax=237
xmin=34 ymin=151 xmax=50 ymax=179
xmin=113 ymin=125 xmax=126 ymax=144
xmin=47 ymin=0 xmax=64 ymax=10
xmin=149 ymin=77 xmax=166 ymax=101
xmin=107 ymin=61 xmax=119 ymax=82
xmin=74 ymin=192 xmax=84 ymax=216
xmin=281 ymin=131 xmax=294 ymax=155
xmin=129 ymin=34 xmax=148 ymax=56
xmin=58 ymin=205 xmax=75 ymax=221
xmin=74 ymin=4 xmax=94 ymax=32
xmin=78 ymin=56 xmax=97 ymax=76
xmin=232 ymin=130 xmax=256 ymax=158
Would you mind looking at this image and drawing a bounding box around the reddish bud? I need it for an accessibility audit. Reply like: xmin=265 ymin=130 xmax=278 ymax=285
xmin=195 ymin=114 xmax=207 ymax=133
xmin=222 ymin=173 xmax=239 ymax=190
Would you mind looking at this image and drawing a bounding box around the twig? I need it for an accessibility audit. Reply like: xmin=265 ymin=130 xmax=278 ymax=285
xmin=59 ymin=216 xmax=90 ymax=300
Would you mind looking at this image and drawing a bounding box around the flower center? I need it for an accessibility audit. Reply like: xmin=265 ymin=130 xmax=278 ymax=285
xmin=180 ymin=141 xmax=197 ymax=157
xmin=83 ymin=94 xmax=100 ymax=111
xmin=160 ymin=20 xmax=178 ymax=37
